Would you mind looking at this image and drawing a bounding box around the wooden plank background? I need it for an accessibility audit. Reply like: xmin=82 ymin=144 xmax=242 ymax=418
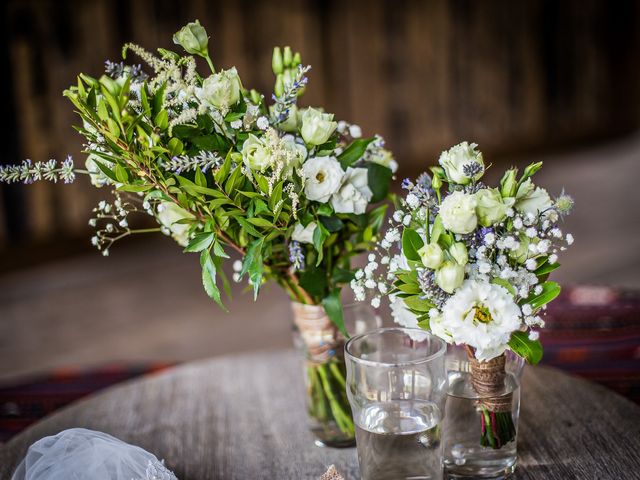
xmin=1 ymin=0 xmax=639 ymax=252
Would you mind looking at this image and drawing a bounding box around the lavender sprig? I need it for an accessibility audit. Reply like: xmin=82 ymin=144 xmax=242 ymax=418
xmin=0 ymin=156 xmax=76 ymax=184
xmin=271 ymin=65 xmax=311 ymax=125
xmin=288 ymin=241 xmax=306 ymax=272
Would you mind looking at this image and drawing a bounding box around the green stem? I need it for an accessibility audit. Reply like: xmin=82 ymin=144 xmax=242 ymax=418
xmin=205 ymin=55 xmax=215 ymax=74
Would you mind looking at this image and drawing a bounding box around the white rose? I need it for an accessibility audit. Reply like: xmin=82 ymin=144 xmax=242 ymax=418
xmin=241 ymin=134 xmax=271 ymax=171
xmin=280 ymin=134 xmax=307 ymax=176
xmin=156 ymin=202 xmax=195 ymax=247
xmin=300 ymin=107 xmax=337 ymax=145
xmin=515 ymin=183 xmax=553 ymax=216
xmin=439 ymin=280 xmax=522 ymax=361
xmin=197 ymin=67 xmax=242 ymax=109
xmin=85 ymin=154 xmax=112 ymax=188
xmin=438 ymin=141 xmax=484 ymax=185
xmin=292 ymin=222 xmax=316 ymax=244
xmin=330 ymin=167 xmax=372 ymax=214
xmin=418 ymin=242 xmax=444 ymax=269
xmin=439 ymin=191 xmax=478 ymax=234
xmin=435 ymin=261 xmax=465 ymax=294
xmin=301 ymin=156 xmax=344 ymax=203
xmin=449 ymin=242 xmax=468 ymax=265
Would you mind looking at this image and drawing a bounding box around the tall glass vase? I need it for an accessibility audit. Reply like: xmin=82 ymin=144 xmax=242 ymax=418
xmin=291 ymin=302 xmax=381 ymax=447
xmin=443 ymin=345 xmax=525 ymax=479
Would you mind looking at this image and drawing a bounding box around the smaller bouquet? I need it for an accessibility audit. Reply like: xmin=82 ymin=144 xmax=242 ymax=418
xmin=352 ymin=142 xmax=574 ymax=448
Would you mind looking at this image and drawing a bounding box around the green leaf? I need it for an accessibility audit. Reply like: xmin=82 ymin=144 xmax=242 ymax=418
xmin=395 ymin=282 xmax=422 ymax=295
xmin=299 ymin=267 xmax=328 ymax=298
xmin=246 ymin=217 xmax=273 ymax=228
xmin=236 ymin=218 xmax=262 ymax=237
xmin=338 ymin=137 xmax=375 ymax=168
xmin=184 ymin=231 xmax=215 ymax=253
xmin=523 ymin=281 xmax=561 ymax=309
xmin=367 ymin=204 xmax=388 ymax=234
xmin=322 ymin=289 xmax=348 ymax=337
xmin=331 ymin=268 xmax=355 ymax=284
xmin=200 ymin=250 xmax=226 ymax=310
xmin=240 ymin=238 xmax=265 ymax=299
xmin=491 ymin=278 xmax=517 ymax=297
xmin=535 ymin=261 xmax=560 ymax=276
xmin=367 ymin=163 xmax=393 ymax=202
xmin=403 ymin=295 xmax=434 ymax=313
xmin=114 ymin=164 xmax=129 ymax=184
xmin=168 ymin=138 xmax=184 ymax=156
xmin=319 ymin=216 xmax=344 ymax=232
xmin=402 ymin=228 xmax=424 ymax=262
xmin=313 ymin=222 xmax=329 ymax=266
xmin=316 ymin=203 xmax=333 ymax=216
xmin=192 ymin=134 xmax=229 ymax=152
xmin=508 ymin=331 xmax=543 ymax=364
xmin=154 ymin=110 xmax=169 ymax=130
xmin=93 ymin=160 xmax=119 ymax=182
xmin=117 ymin=184 xmax=153 ymax=193
xmin=431 ymin=215 xmax=444 ymax=244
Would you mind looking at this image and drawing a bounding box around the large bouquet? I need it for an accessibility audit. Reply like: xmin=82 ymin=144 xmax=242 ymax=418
xmin=352 ymin=142 xmax=574 ymax=447
xmin=1 ymin=21 xmax=396 ymax=441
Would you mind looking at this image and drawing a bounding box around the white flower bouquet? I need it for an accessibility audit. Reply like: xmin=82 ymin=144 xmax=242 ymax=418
xmin=352 ymin=141 xmax=574 ymax=448
xmin=1 ymin=21 xmax=396 ymax=442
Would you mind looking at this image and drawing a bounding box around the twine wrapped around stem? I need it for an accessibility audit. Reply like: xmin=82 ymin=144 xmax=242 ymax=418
xmin=470 ymin=354 xmax=512 ymax=413
xmin=291 ymin=302 xmax=342 ymax=364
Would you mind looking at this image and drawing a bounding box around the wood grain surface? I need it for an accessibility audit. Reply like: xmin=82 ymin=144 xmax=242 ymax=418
xmin=1 ymin=350 xmax=639 ymax=479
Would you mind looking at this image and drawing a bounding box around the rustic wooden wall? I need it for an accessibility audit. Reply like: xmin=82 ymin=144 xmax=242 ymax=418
xmin=1 ymin=0 xmax=639 ymax=252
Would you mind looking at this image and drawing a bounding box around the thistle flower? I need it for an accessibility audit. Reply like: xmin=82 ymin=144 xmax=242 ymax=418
xmin=555 ymin=191 xmax=574 ymax=215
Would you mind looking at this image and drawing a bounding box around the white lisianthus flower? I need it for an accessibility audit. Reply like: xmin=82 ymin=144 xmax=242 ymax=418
xmin=475 ymin=188 xmax=510 ymax=227
xmin=439 ymin=280 xmax=522 ymax=361
xmin=301 ymin=156 xmax=344 ymax=203
xmin=292 ymin=222 xmax=317 ymax=244
xmin=418 ymin=242 xmax=444 ymax=269
xmin=197 ymin=67 xmax=242 ymax=109
xmin=515 ymin=180 xmax=553 ymax=216
xmin=367 ymin=148 xmax=398 ymax=173
xmin=330 ymin=167 xmax=372 ymax=214
xmin=435 ymin=261 xmax=465 ymax=293
xmin=241 ymin=134 xmax=271 ymax=171
xmin=438 ymin=141 xmax=484 ymax=185
xmin=300 ymin=107 xmax=337 ymax=145
xmin=156 ymin=202 xmax=195 ymax=247
xmin=439 ymin=191 xmax=478 ymax=234
xmin=85 ymin=154 xmax=112 ymax=188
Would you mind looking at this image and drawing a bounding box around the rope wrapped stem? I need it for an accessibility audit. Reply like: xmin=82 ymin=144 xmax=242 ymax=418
xmin=291 ymin=302 xmax=343 ymax=364
xmin=470 ymin=354 xmax=512 ymax=412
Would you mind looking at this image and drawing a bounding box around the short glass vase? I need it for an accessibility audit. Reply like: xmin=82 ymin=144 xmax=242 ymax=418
xmin=443 ymin=345 xmax=525 ymax=479
xmin=291 ymin=302 xmax=381 ymax=448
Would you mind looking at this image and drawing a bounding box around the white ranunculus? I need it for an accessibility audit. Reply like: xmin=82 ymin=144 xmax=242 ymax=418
xmin=367 ymin=148 xmax=398 ymax=173
xmin=197 ymin=67 xmax=242 ymax=109
xmin=280 ymin=134 xmax=307 ymax=176
xmin=156 ymin=202 xmax=195 ymax=247
xmin=301 ymin=156 xmax=344 ymax=203
xmin=515 ymin=182 xmax=553 ymax=216
xmin=300 ymin=107 xmax=337 ymax=145
xmin=439 ymin=280 xmax=522 ymax=361
xmin=241 ymin=134 xmax=271 ymax=171
xmin=435 ymin=261 xmax=465 ymax=294
xmin=438 ymin=142 xmax=484 ymax=185
xmin=85 ymin=154 xmax=112 ymax=188
xmin=291 ymin=222 xmax=316 ymax=244
xmin=330 ymin=167 xmax=372 ymax=214
xmin=418 ymin=242 xmax=444 ymax=269
xmin=439 ymin=191 xmax=478 ymax=234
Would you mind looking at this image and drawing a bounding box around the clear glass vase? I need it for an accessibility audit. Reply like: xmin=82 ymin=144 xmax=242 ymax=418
xmin=443 ymin=345 xmax=525 ymax=479
xmin=291 ymin=302 xmax=381 ymax=448
xmin=345 ymin=328 xmax=447 ymax=480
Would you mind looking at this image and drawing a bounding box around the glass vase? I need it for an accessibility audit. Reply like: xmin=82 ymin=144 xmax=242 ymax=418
xmin=345 ymin=328 xmax=447 ymax=480
xmin=443 ymin=345 xmax=525 ymax=479
xmin=291 ymin=302 xmax=381 ymax=448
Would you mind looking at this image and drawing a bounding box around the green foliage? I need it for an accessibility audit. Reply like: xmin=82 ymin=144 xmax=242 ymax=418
xmin=508 ymin=331 xmax=543 ymax=364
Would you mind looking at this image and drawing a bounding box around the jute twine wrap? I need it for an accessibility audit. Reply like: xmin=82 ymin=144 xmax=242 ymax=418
xmin=470 ymin=354 xmax=513 ymax=412
xmin=291 ymin=303 xmax=342 ymax=364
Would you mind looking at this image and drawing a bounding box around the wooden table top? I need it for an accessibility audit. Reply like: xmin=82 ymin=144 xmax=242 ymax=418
xmin=1 ymin=349 xmax=639 ymax=479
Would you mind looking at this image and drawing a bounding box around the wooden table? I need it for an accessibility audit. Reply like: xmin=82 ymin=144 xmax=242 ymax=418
xmin=1 ymin=350 xmax=639 ymax=479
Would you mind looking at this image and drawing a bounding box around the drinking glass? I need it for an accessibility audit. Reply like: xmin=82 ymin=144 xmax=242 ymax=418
xmin=345 ymin=328 xmax=447 ymax=480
